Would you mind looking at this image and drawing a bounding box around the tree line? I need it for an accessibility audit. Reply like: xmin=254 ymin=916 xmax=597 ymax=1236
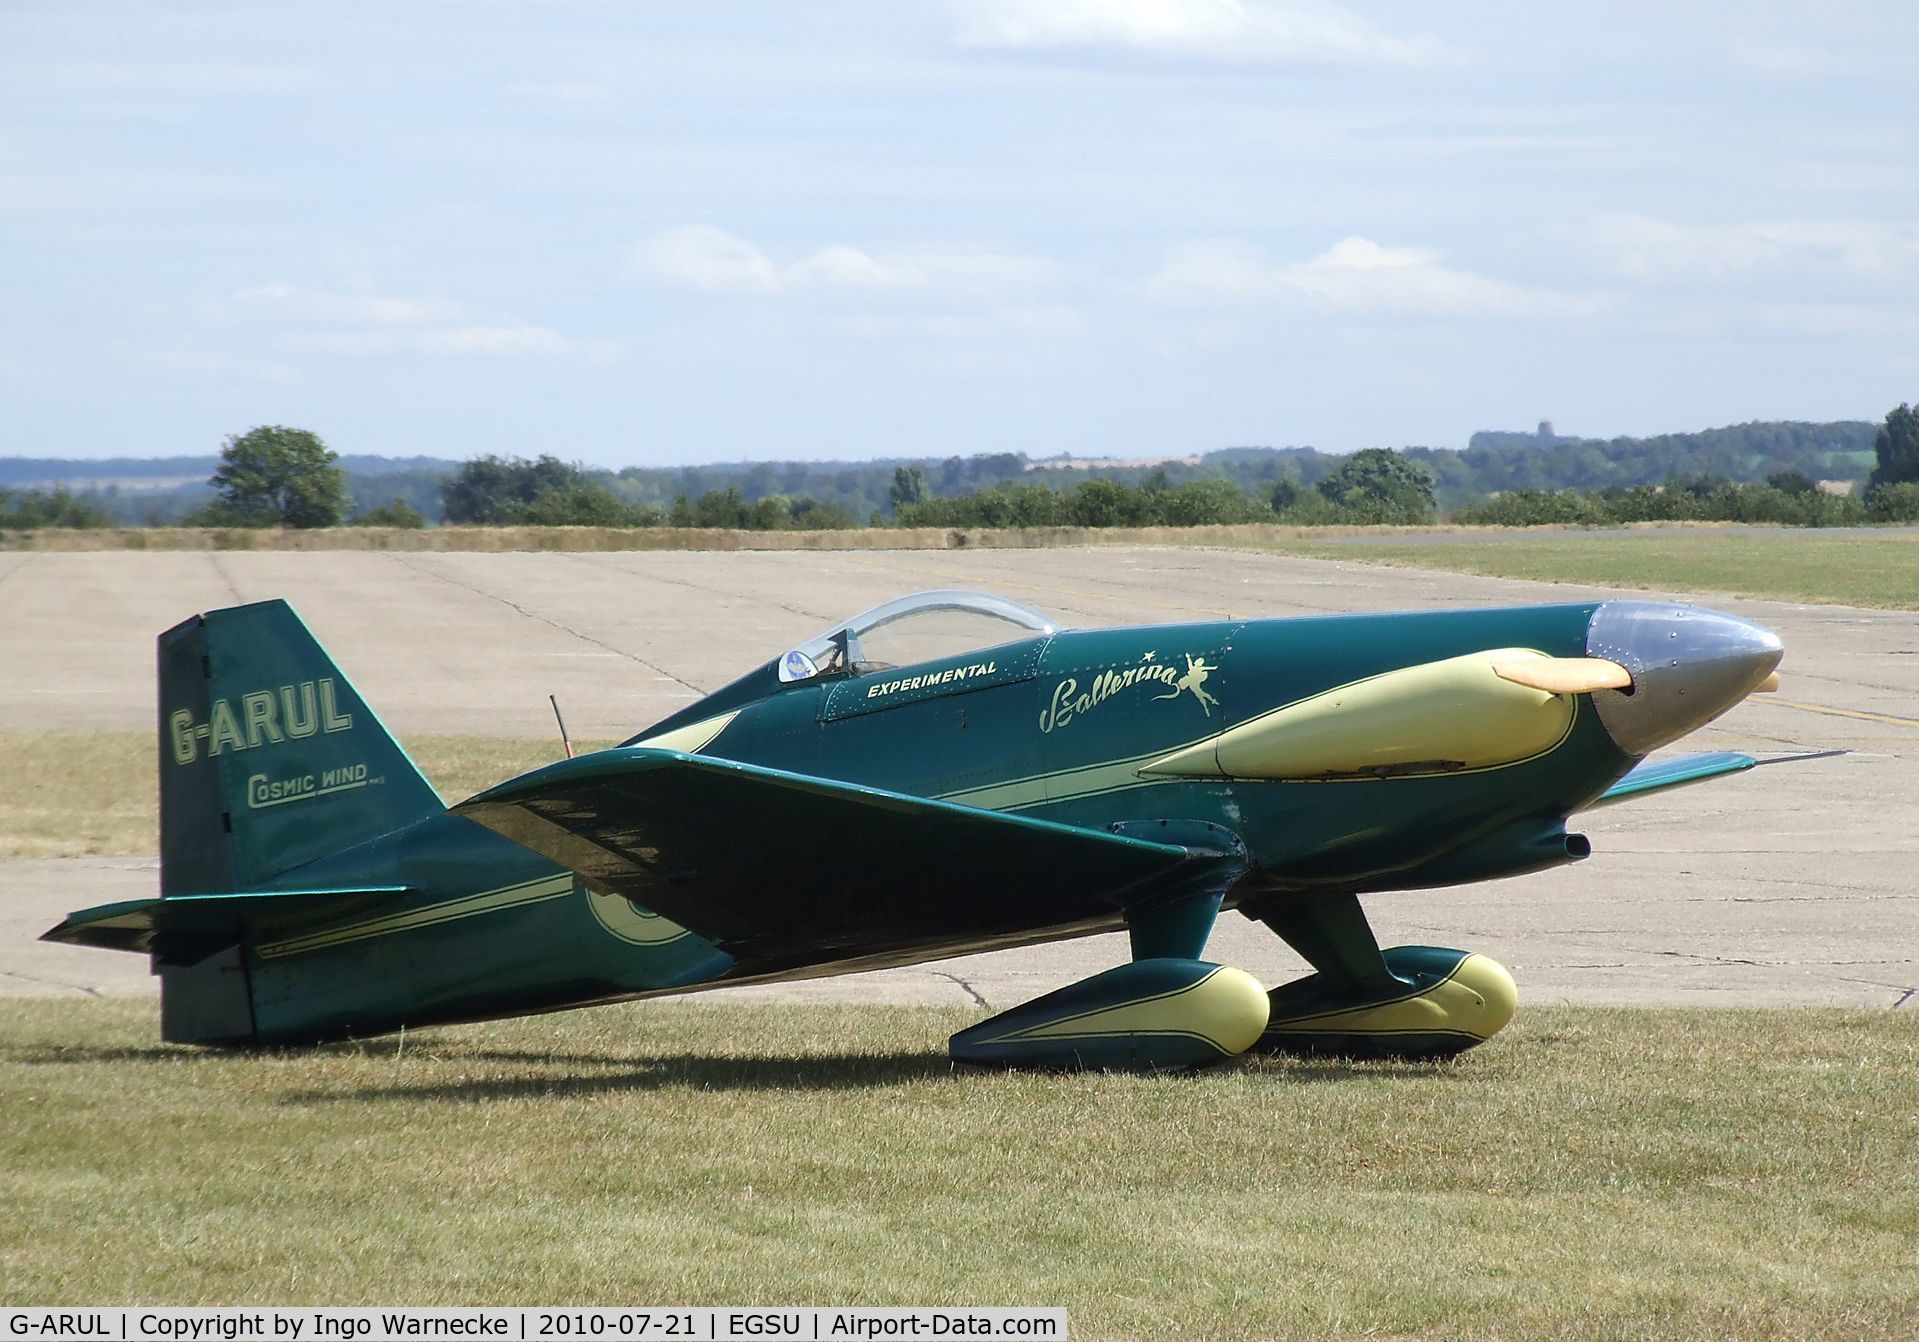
xmin=3 ymin=416 xmax=1886 ymax=527
xmin=4 ymin=408 xmax=1916 ymax=532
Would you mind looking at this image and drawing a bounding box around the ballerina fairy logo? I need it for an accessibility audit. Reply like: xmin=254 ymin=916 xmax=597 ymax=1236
xmin=1040 ymin=651 xmax=1219 ymax=733
xmin=1155 ymin=653 xmax=1221 ymax=715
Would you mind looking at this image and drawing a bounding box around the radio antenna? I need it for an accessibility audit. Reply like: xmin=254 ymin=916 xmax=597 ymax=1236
xmin=549 ymin=694 xmax=576 ymax=760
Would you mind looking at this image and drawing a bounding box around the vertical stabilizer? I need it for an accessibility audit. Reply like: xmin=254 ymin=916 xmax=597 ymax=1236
xmin=158 ymin=599 xmax=443 ymax=895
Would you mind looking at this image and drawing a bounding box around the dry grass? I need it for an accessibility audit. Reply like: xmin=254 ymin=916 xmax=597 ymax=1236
xmin=3 ymin=525 xmax=977 ymax=553
xmin=12 ymin=523 xmax=1919 ymax=612
xmin=2 ymin=999 xmax=1914 ymax=1338
xmin=2 ymin=521 xmax=1530 ymax=554
xmin=0 ymin=733 xmax=610 ymax=858
xmin=1232 ymin=529 xmax=1919 ymax=610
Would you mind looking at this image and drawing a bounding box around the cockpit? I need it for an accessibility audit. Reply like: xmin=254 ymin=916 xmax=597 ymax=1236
xmin=777 ymin=590 xmax=1059 ymax=684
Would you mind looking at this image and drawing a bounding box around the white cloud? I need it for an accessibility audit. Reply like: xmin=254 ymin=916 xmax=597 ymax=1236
xmin=236 ymin=282 xmax=464 ymax=326
xmin=111 ymin=343 xmax=295 ymax=379
xmin=1146 ymin=236 xmax=1603 ymax=317
xmin=787 ymin=244 xmax=1056 ymax=292
xmin=234 ymin=283 xmax=609 ymax=359
xmin=505 ymin=80 xmax=620 ymax=108
xmin=624 ymin=225 xmax=782 ymax=294
xmin=1752 ymin=302 xmax=1919 ymax=339
xmin=950 ymin=0 xmax=1452 ymax=69
xmin=287 ymin=324 xmax=598 ymax=358
xmin=24 ymin=59 xmax=324 ymax=101
xmin=625 ymin=227 xmax=1056 ymax=297
xmin=786 ymin=244 xmax=895 ymax=290
xmin=418 ymin=323 xmax=582 ymax=356
xmin=1729 ymin=41 xmax=1850 ymax=78
xmin=836 ymin=305 xmax=1089 ymax=340
xmin=1595 ymin=214 xmax=1919 ymax=280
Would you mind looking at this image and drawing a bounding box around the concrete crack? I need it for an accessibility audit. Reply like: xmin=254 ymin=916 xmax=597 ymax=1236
xmin=2 ymin=969 xmax=103 ymax=998
xmin=573 ymin=554 xmax=838 ymax=626
xmin=207 ymin=554 xmax=244 ymax=604
xmin=385 ymin=554 xmax=704 ymax=694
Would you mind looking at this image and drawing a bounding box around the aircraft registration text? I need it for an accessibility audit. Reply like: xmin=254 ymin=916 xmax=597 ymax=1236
xmin=169 ymin=678 xmax=355 ymax=765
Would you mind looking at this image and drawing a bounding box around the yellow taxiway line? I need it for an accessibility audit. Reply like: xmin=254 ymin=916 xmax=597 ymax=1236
xmin=1766 ymin=698 xmax=1919 ymax=731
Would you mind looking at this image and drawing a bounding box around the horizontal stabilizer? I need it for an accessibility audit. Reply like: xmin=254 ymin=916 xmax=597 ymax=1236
xmin=42 ymin=886 xmax=411 ymax=958
xmin=1586 ymin=752 xmax=1755 ymax=809
xmin=454 ymin=748 xmax=1237 ymax=963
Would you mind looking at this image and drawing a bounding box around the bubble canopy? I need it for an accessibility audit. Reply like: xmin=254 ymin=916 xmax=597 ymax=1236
xmin=778 ymin=590 xmax=1059 ymax=683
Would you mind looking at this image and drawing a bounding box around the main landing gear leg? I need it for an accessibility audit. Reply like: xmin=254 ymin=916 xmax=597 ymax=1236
xmin=1248 ymin=890 xmax=1516 ymax=1060
xmin=949 ymin=829 xmax=1268 ymax=1071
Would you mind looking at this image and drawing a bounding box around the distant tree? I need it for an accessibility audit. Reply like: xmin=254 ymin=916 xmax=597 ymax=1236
xmin=1867 ymin=404 xmax=1919 ymax=491
xmin=748 ymin=496 xmax=791 ymax=531
xmin=1070 ymin=477 xmax=1152 ymax=527
xmin=1766 ymin=470 xmax=1819 ymax=496
xmin=0 ymin=486 xmax=111 ymax=530
xmin=1865 ymin=481 xmax=1919 ymax=522
xmin=518 ymin=481 xmax=653 ymax=527
xmin=1452 ymin=489 xmax=1608 ymax=527
xmin=689 ymin=486 xmax=752 ymax=529
xmin=993 ymin=483 xmax=1071 ymax=527
xmin=1155 ymin=478 xmax=1258 ymax=526
xmin=789 ymin=497 xmax=857 ymax=530
xmin=349 ymin=498 xmax=428 ymax=529
xmin=965 ymin=452 xmax=1026 ymax=484
xmin=441 ymin=455 xmax=578 ymax=524
xmin=347 ymin=466 xmax=451 ymax=524
xmin=202 ymin=425 xmax=348 ymax=528
xmin=1316 ymin=448 xmax=1437 ymax=523
xmin=887 ymin=466 xmax=928 ymax=514
xmin=1665 ymin=472 xmax=1732 ymax=499
xmin=893 ymin=481 xmax=1067 ymax=529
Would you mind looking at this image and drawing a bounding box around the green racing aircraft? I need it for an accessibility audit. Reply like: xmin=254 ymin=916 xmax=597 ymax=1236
xmin=44 ymin=589 xmax=1785 ymax=1070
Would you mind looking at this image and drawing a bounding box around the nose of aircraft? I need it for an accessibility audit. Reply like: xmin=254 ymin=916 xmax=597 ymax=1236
xmin=1584 ymin=601 xmax=1785 ymax=756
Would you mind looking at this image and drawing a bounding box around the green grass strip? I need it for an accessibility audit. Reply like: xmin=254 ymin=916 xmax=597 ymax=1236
xmin=1247 ymin=530 xmax=1919 ymax=609
xmin=3 ymin=1000 xmax=1916 ymax=1338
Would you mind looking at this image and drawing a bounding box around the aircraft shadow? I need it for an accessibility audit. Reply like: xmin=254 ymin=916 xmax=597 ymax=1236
xmin=4 ymin=1043 xmax=1468 ymax=1095
xmin=290 ymin=1047 xmax=956 ymax=1103
xmin=0 ymin=1043 xmax=194 ymax=1065
xmin=1247 ymin=1057 xmax=1474 ymax=1084
xmin=291 ymin=1049 xmax=1466 ymax=1104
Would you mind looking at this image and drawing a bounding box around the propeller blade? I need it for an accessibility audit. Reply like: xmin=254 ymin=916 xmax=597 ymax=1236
xmin=1492 ymin=656 xmax=1634 ymax=695
xmin=1755 ymin=671 xmax=1782 ymax=693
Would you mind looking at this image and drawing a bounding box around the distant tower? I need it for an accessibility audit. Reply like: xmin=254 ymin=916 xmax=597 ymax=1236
xmin=1537 ymin=420 xmax=1555 ymax=441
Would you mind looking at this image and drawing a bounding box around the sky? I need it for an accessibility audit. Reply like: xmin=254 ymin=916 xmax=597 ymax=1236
xmin=3 ymin=1 xmax=1916 ymax=467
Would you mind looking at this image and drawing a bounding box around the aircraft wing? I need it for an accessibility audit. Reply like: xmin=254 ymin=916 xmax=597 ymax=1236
xmin=1585 ymin=751 xmax=1756 ymax=808
xmin=453 ymin=748 xmax=1237 ymax=963
xmin=1585 ymin=748 xmax=1845 ymax=811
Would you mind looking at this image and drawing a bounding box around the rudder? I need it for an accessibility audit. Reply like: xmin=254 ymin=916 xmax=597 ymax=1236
xmin=159 ymin=599 xmax=443 ymax=896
